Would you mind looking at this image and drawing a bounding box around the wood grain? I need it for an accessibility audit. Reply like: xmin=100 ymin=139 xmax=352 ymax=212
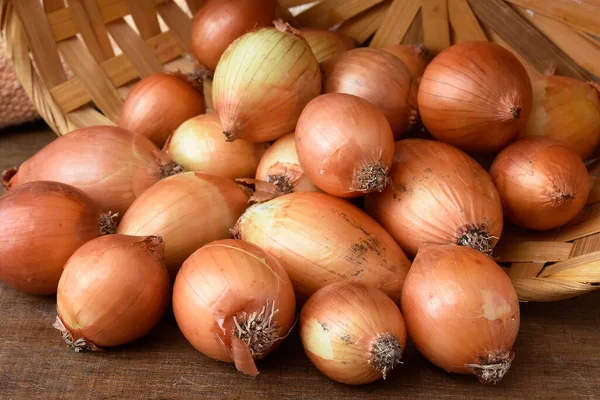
xmin=448 ymin=0 xmax=486 ymax=43
xmin=421 ymin=0 xmax=450 ymax=53
xmin=296 ymin=0 xmax=385 ymax=29
xmin=156 ymin=0 xmax=193 ymax=51
xmin=369 ymin=0 xmax=420 ymax=48
xmin=65 ymin=0 xmax=114 ymax=63
xmin=337 ymin=1 xmax=391 ymax=44
xmin=401 ymin=9 xmax=423 ymax=44
xmin=123 ymin=0 xmax=161 ymax=40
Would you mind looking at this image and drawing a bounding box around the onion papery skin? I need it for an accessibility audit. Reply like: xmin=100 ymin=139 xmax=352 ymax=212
xmin=255 ymin=133 xmax=320 ymax=194
xmin=191 ymin=0 xmax=277 ymax=72
xmin=295 ymin=93 xmax=395 ymax=198
xmin=2 ymin=126 xmax=167 ymax=216
xmin=365 ymin=139 xmax=503 ymax=258
xmin=55 ymin=235 xmax=170 ymax=350
xmin=418 ymin=41 xmax=533 ymax=153
xmin=166 ymin=113 xmax=269 ymax=179
xmin=382 ymin=44 xmax=431 ymax=79
xmin=322 ymin=48 xmax=419 ymax=138
xmin=518 ymin=76 xmax=600 ymax=160
xmin=117 ymin=172 xmax=249 ymax=277
xmin=119 ymin=73 xmax=206 ymax=148
xmin=401 ymin=245 xmax=520 ymax=384
xmin=300 ymin=28 xmax=356 ymax=63
xmin=233 ymin=192 xmax=411 ymax=303
xmin=490 ymin=137 xmax=590 ymax=231
xmin=173 ymin=239 xmax=296 ymax=375
xmin=0 ymin=182 xmax=113 ymax=295
xmin=213 ymin=27 xmax=322 ymax=143
xmin=300 ymin=281 xmax=406 ymax=385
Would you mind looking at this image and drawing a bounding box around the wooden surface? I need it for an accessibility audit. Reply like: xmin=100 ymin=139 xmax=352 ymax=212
xmin=1 ymin=124 xmax=600 ymax=399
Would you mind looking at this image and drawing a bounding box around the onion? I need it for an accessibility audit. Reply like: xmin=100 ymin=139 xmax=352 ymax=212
xmin=295 ymin=93 xmax=395 ymax=197
xmin=418 ymin=41 xmax=533 ymax=152
xmin=213 ymin=24 xmax=321 ymax=143
xmin=117 ymin=172 xmax=249 ymax=277
xmin=2 ymin=126 xmax=177 ymax=215
xmin=300 ymin=281 xmax=406 ymax=385
xmin=233 ymin=192 xmax=411 ymax=303
xmin=0 ymin=182 xmax=116 ymax=295
xmin=322 ymin=48 xmax=419 ymax=138
xmin=401 ymin=245 xmax=520 ymax=384
xmin=299 ymin=28 xmax=356 ymax=63
xmin=365 ymin=139 xmax=503 ymax=258
xmin=54 ymin=234 xmax=170 ymax=351
xmin=119 ymin=73 xmax=206 ymax=147
xmin=190 ymin=0 xmax=277 ymax=72
xmin=173 ymin=239 xmax=296 ymax=376
xmin=490 ymin=137 xmax=590 ymax=231
xmin=518 ymin=76 xmax=600 ymax=160
xmin=165 ymin=113 xmax=269 ymax=179
xmin=255 ymin=133 xmax=320 ymax=194
xmin=382 ymin=44 xmax=431 ymax=79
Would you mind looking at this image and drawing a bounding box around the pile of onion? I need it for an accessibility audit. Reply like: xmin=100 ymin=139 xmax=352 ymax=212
xmin=490 ymin=137 xmax=590 ymax=231
xmin=418 ymin=41 xmax=532 ymax=152
xmin=382 ymin=44 xmax=431 ymax=80
xmin=2 ymin=126 xmax=177 ymax=215
xmin=518 ymin=76 xmax=600 ymax=159
xmin=401 ymin=245 xmax=520 ymax=384
xmin=173 ymin=239 xmax=296 ymax=376
xmin=365 ymin=139 xmax=503 ymax=257
xmin=322 ymin=48 xmax=419 ymax=138
xmin=165 ymin=113 xmax=269 ymax=179
xmin=300 ymin=281 xmax=406 ymax=385
xmin=54 ymin=235 xmax=170 ymax=351
xmin=190 ymin=0 xmax=277 ymax=72
xmin=117 ymin=172 xmax=249 ymax=277
xmin=233 ymin=191 xmax=411 ymax=303
xmin=300 ymin=28 xmax=356 ymax=63
xmin=212 ymin=24 xmax=321 ymax=143
xmin=0 ymin=181 xmax=116 ymax=295
xmin=296 ymin=93 xmax=395 ymax=197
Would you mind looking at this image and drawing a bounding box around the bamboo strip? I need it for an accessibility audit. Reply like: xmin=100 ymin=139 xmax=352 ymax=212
xmin=67 ymin=108 xmax=116 ymax=127
xmin=124 ymin=0 xmax=161 ymax=40
xmin=448 ymin=0 xmax=486 ymax=43
xmin=44 ymin=0 xmax=66 ymax=12
xmin=508 ymin=262 xmax=545 ymax=280
xmin=337 ymin=1 xmax=390 ymax=44
xmin=422 ymin=0 xmax=450 ymax=54
xmin=106 ymin=19 xmax=163 ymax=77
xmin=542 ymin=250 xmax=600 ymax=277
xmin=554 ymin=216 xmax=600 ymax=243
xmin=571 ymin=233 xmax=600 ymax=257
xmin=513 ymin=277 xmax=597 ymax=302
xmin=296 ymin=0 xmax=386 ymax=29
xmin=278 ymin=0 xmax=316 ymax=7
xmin=81 ymin=0 xmax=115 ymax=60
xmin=65 ymin=0 xmax=112 ymax=63
xmin=184 ymin=0 xmax=203 ymax=14
xmin=156 ymin=0 xmax=193 ymax=51
xmin=369 ymin=0 xmax=420 ymax=48
xmin=496 ymin=242 xmax=573 ymax=263
xmin=402 ymin=9 xmax=423 ymax=44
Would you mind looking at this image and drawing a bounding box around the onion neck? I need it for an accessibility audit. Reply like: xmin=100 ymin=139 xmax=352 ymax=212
xmin=465 ymin=350 xmax=513 ymax=385
xmin=160 ymin=161 xmax=185 ymax=179
xmin=455 ymin=224 xmax=495 ymax=257
xmin=369 ymin=333 xmax=403 ymax=379
xmin=353 ymin=161 xmax=390 ymax=193
xmin=232 ymin=300 xmax=279 ymax=360
xmin=551 ymin=188 xmax=575 ymax=206
xmin=52 ymin=316 xmax=99 ymax=352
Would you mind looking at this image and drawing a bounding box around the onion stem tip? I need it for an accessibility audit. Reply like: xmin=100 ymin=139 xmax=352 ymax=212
xmin=53 ymin=316 xmax=97 ymax=352
xmin=510 ymin=107 xmax=521 ymax=119
xmin=99 ymin=212 xmax=119 ymax=235
xmin=160 ymin=161 xmax=185 ymax=179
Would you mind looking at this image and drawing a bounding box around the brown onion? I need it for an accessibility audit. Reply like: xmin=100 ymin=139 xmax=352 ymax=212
xmin=54 ymin=235 xmax=170 ymax=350
xmin=365 ymin=139 xmax=503 ymax=257
xmin=322 ymin=48 xmax=419 ymax=138
xmin=296 ymin=93 xmax=395 ymax=197
xmin=190 ymin=0 xmax=277 ymax=72
xmin=0 ymin=182 xmax=116 ymax=295
xmin=300 ymin=28 xmax=356 ymax=63
xmin=255 ymin=133 xmax=320 ymax=194
xmin=213 ymin=25 xmax=321 ymax=143
xmin=165 ymin=113 xmax=269 ymax=179
xmin=490 ymin=137 xmax=590 ymax=231
xmin=401 ymin=245 xmax=520 ymax=384
xmin=382 ymin=44 xmax=431 ymax=79
xmin=518 ymin=76 xmax=600 ymax=159
xmin=173 ymin=239 xmax=296 ymax=376
xmin=418 ymin=41 xmax=533 ymax=152
xmin=2 ymin=126 xmax=176 ymax=215
xmin=117 ymin=172 xmax=249 ymax=277
xmin=300 ymin=281 xmax=406 ymax=385
xmin=233 ymin=192 xmax=411 ymax=303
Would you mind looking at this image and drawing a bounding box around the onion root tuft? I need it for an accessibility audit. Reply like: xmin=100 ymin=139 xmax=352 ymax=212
xmin=465 ymin=351 xmax=513 ymax=385
xmin=52 ymin=316 xmax=99 ymax=352
xmin=266 ymin=174 xmax=294 ymax=194
xmin=233 ymin=299 xmax=280 ymax=359
xmin=160 ymin=161 xmax=185 ymax=179
xmin=354 ymin=162 xmax=390 ymax=193
xmin=99 ymin=212 xmax=119 ymax=235
xmin=455 ymin=225 xmax=495 ymax=257
xmin=369 ymin=333 xmax=403 ymax=379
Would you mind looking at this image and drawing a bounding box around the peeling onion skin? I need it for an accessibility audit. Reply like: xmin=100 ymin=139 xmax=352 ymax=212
xmin=401 ymin=245 xmax=520 ymax=385
xmin=233 ymin=192 xmax=411 ymax=303
xmin=55 ymin=235 xmax=170 ymax=350
xmin=173 ymin=239 xmax=296 ymax=376
xmin=117 ymin=172 xmax=250 ymax=277
xmin=300 ymin=28 xmax=357 ymax=63
xmin=490 ymin=137 xmax=590 ymax=231
xmin=365 ymin=139 xmax=503 ymax=258
xmin=213 ymin=27 xmax=322 ymax=143
xmin=418 ymin=41 xmax=533 ymax=153
xmin=300 ymin=281 xmax=406 ymax=385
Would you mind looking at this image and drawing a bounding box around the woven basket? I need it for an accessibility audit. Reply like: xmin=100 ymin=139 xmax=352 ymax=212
xmin=1 ymin=0 xmax=599 ymax=302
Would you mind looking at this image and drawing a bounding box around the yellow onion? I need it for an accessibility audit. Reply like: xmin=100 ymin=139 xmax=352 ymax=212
xmin=54 ymin=235 xmax=170 ymax=350
xmin=255 ymin=133 xmax=320 ymax=194
xmin=212 ymin=24 xmax=322 ymax=142
xmin=117 ymin=172 xmax=249 ymax=277
xmin=401 ymin=245 xmax=520 ymax=384
xmin=173 ymin=239 xmax=296 ymax=376
xmin=300 ymin=281 xmax=406 ymax=385
xmin=518 ymin=76 xmax=600 ymax=160
xmin=233 ymin=192 xmax=411 ymax=303
xmin=382 ymin=44 xmax=431 ymax=79
xmin=165 ymin=113 xmax=269 ymax=179
xmin=300 ymin=28 xmax=356 ymax=63
xmin=490 ymin=137 xmax=590 ymax=231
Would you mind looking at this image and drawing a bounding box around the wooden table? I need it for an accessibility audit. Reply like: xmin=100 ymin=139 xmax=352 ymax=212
xmin=1 ymin=123 xmax=599 ymax=399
